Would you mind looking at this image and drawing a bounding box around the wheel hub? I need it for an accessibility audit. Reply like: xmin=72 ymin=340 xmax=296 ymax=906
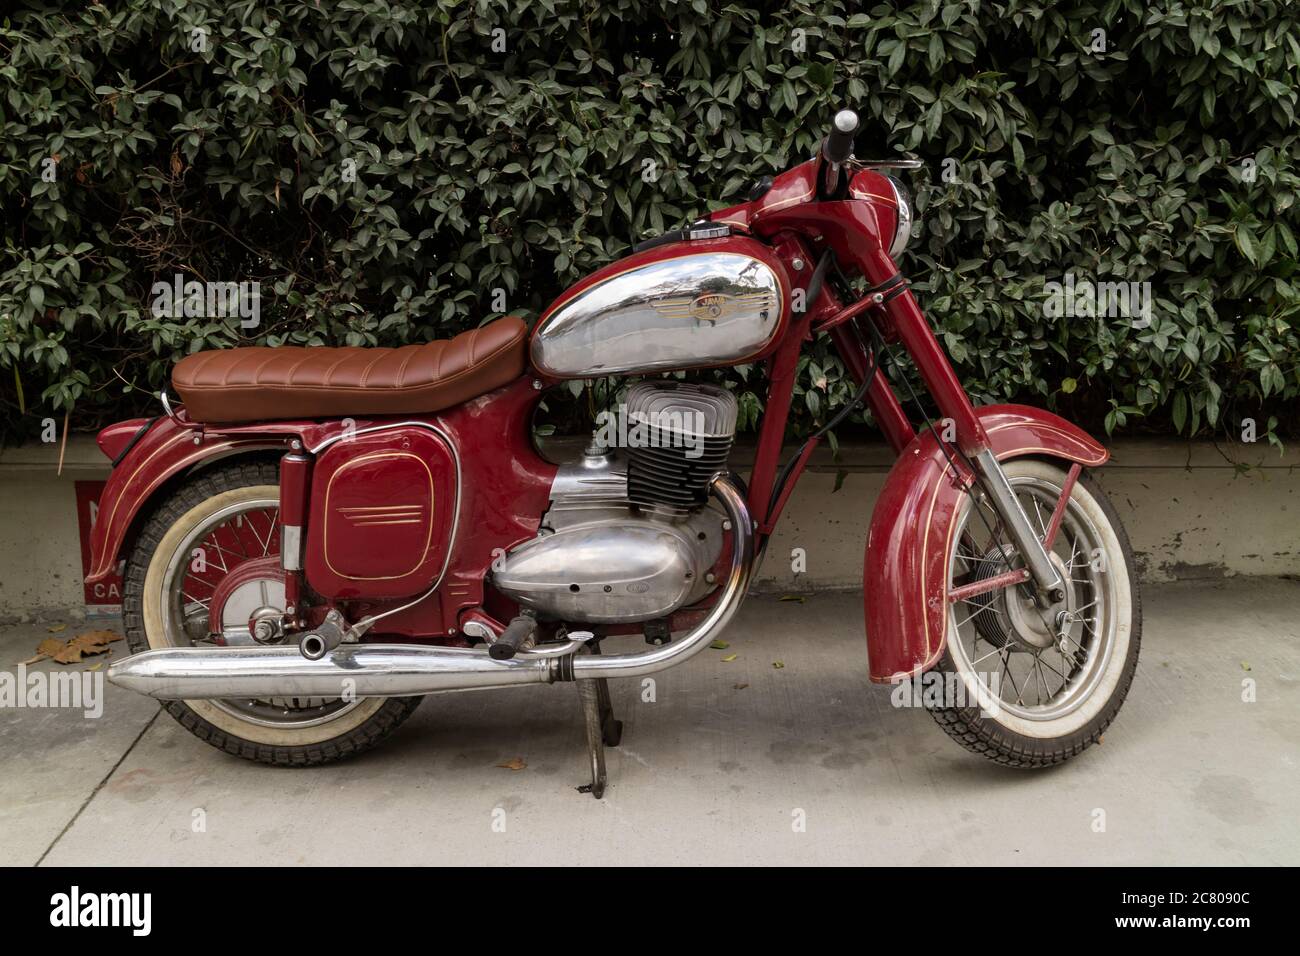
xmin=249 ymin=605 xmax=286 ymax=644
xmin=218 ymin=577 xmax=286 ymax=646
xmin=970 ymin=547 xmax=1073 ymax=651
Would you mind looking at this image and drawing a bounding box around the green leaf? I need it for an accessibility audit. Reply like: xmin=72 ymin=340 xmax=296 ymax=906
xmin=1171 ymin=392 xmax=1187 ymax=433
xmin=1235 ymin=227 xmax=1257 ymax=264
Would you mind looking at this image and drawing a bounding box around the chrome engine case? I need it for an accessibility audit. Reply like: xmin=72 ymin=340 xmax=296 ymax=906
xmin=491 ymin=450 xmax=726 ymax=624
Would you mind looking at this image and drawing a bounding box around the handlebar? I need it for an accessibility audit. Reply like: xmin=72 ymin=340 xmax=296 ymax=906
xmin=822 ymin=109 xmax=859 ymax=166
xmin=818 ymin=109 xmax=859 ymax=198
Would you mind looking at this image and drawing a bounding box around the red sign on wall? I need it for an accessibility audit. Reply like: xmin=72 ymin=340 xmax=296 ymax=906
xmin=75 ymin=480 xmax=123 ymax=610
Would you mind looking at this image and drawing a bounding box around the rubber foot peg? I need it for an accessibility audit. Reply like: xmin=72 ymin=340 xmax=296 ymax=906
xmin=489 ymin=615 xmax=536 ymax=661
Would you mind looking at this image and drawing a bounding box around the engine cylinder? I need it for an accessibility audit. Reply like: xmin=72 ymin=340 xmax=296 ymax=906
xmin=623 ymin=382 xmax=737 ymax=509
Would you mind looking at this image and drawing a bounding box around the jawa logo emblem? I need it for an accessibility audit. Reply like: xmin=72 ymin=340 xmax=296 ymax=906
xmin=689 ymin=293 xmax=733 ymax=322
xmin=653 ymin=291 xmax=777 ymax=326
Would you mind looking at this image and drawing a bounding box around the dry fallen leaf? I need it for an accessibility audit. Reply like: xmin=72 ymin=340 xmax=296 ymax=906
xmin=734 ymin=683 xmax=749 ymax=691
xmin=710 ymin=640 xmax=729 ymax=650
xmin=1241 ymin=660 xmax=1251 ymax=671
xmin=34 ymin=630 xmax=123 ymax=665
xmin=88 ymin=662 xmax=105 ymax=672
xmin=497 ymin=757 xmax=527 ymax=771
xmin=779 ymin=595 xmax=806 ymax=604
xmin=721 ymin=653 xmax=738 ymax=662
xmin=16 ymin=655 xmax=46 ymax=666
xmin=47 ymin=624 xmax=67 ymax=633
xmin=772 ymin=661 xmax=785 ymax=670
xmin=53 ymin=644 xmax=84 ymax=664
xmin=70 ymin=630 xmax=121 ymax=650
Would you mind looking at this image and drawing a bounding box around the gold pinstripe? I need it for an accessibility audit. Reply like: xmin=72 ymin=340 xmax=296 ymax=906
xmin=322 ymin=451 xmax=434 ymax=581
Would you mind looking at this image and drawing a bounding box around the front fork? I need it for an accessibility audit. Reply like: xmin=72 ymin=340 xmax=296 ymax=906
xmin=969 ymin=449 xmax=1068 ymax=602
xmin=839 ymin=256 xmax=1068 ymax=603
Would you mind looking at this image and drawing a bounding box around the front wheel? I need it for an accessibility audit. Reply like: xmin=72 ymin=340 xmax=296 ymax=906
xmin=927 ymin=458 xmax=1141 ymax=768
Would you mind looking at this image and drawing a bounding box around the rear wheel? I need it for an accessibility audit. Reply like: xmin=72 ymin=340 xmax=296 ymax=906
xmin=123 ymin=461 xmax=420 ymax=766
xmin=927 ymin=459 xmax=1141 ymax=768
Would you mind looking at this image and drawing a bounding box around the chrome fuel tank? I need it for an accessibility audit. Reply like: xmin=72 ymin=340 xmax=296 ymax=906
xmin=531 ymin=235 xmax=790 ymax=377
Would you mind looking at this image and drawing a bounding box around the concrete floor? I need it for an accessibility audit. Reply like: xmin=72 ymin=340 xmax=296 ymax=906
xmin=1 ymin=578 xmax=1297 ymax=866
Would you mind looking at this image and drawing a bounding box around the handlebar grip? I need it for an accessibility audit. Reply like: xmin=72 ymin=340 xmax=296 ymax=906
xmin=822 ymin=109 xmax=860 ymax=165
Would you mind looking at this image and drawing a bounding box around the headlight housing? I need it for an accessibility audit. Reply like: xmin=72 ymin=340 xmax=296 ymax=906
xmin=885 ymin=176 xmax=913 ymax=260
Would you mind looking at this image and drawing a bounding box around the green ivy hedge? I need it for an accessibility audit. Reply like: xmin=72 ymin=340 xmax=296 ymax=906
xmin=2 ymin=0 xmax=1298 ymax=446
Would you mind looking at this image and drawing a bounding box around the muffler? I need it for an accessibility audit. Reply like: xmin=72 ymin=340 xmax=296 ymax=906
xmin=107 ymin=642 xmax=557 ymax=699
xmin=107 ymin=474 xmax=753 ymax=701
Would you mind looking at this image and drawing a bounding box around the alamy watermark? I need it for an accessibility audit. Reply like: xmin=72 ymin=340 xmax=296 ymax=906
xmin=593 ymin=405 xmax=707 ymax=459
xmin=50 ymin=886 xmax=151 ymax=936
xmin=151 ymin=273 xmax=260 ymax=329
xmin=1043 ymin=272 xmax=1152 ymax=329
xmin=0 ymin=664 xmax=103 ymax=718
xmin=890 ymin=669 xmax=1004 ymax=717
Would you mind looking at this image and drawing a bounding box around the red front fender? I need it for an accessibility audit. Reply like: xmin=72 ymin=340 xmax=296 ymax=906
xmin=863 ymin=404 xmax=1109 ymax=683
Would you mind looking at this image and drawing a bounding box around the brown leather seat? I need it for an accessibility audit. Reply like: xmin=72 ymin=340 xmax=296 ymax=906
xmin=173 ymin=316 xmax=528 ymax=423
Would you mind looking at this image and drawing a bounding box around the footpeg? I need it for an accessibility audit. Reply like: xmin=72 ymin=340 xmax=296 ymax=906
xmin=299 ymin=609 xmax=348 ymax=660
xmin=489 ymin=613 xmax=538 ymax=660
xmin=515 ymin=629 xmax=594 ymax=659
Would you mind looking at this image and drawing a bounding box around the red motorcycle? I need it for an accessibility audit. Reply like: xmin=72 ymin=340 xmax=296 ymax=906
xmin=94 ymin=110 xmax=1140 ymax=794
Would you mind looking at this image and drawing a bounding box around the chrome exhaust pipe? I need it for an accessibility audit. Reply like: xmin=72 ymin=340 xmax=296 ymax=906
xmin=107 ymin=473 xmax=754 ymax=701
xmin=570 ymin=473 xmax=753 ymax=680
xmin=107 ymin=642 xmax=557 ymax=700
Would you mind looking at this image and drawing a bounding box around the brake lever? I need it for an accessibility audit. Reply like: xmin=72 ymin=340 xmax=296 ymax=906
xmin=852 ymin=158 xmax=924 ymax=171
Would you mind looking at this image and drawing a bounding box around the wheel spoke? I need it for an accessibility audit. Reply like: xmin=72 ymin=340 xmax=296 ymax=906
xmin=1001 ymin=649 xmax=1025 ymax=706
xmin=1031 ymin=496 xmax=1048 ymax=538
xmin=947 ymin=469 xmax=1119 ymax=721
xmin=1033 ymin=655 xmax=1050 ymax=703
xmin=163 ymin=494 xmax=351 ymax=729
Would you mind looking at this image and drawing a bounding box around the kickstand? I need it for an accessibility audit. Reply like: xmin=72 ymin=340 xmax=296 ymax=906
xmin=576 ymin=680 xmax=607 ymax=798
xmin=576 ymin=644 xmax=622 ymax=799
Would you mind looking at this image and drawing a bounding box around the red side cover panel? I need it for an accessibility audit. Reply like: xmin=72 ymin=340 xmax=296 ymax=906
xmin=305 ymin=428 xmax=456 ymax=600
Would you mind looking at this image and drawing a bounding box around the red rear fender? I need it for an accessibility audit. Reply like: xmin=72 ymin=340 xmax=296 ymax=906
xmin=94 ymin=418 xmax=152 ymax=463
xmin=85 ymin=418 xmax=287 ymax=584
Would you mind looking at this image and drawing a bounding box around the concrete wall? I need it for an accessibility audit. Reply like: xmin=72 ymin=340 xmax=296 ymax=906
xmin=1 ymin=433 xmax=1296 ymax=618
xmin=0 ymin=437 xmax=110 ymax=620
xmin=752 ymin=438 xmax=1300 ymax=592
